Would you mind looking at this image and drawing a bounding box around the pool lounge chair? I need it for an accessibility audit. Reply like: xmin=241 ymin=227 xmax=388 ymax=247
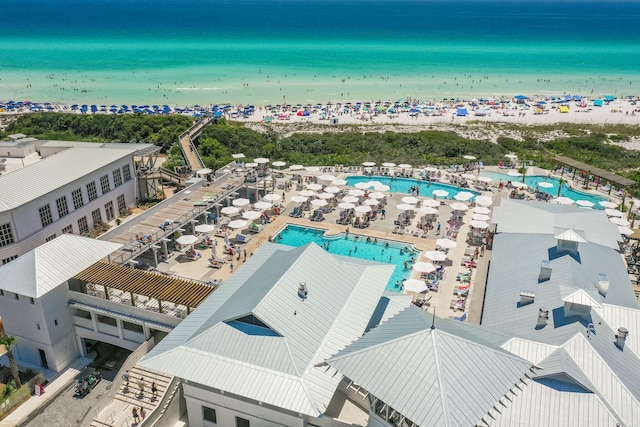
xmin=236 ymin=233 xmax=249 ymax=244
xmin=208 ymin=260 xmax=224 ymax=269
xmin=249 ymin=222 xmax=262 ymax=233
xmin=289 ymin=206 xmax=303 ymax=218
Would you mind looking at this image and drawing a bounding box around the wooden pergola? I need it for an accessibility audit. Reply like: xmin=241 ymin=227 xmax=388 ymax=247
xmin=554 ymin=156 xmax=637 ymax=190
xmin=74 ymin=261 xmax=216 ymax=314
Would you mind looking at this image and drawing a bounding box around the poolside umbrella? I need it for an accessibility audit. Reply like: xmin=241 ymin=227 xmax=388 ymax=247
xmin=413 ymin=262 xmax=436 ymax=273
xmin=618 ymin=226 xmax=634 ymax=236
xmin=507 ymin=170 xmax=523 ymax=177
xmin=342 ymin=196 xmax=359 ymax=203
xmin=450 ymin=203 xmax=468 ymax=211
xmin=331 ymin=179 xmax=347 ymax=186
xmin=299 ymin=190 xmax=317 ymax=197
xmin=477 ymin=176 xmax=493 ymax=183
xmin=396 ymin=204 xmax=415 ymax=211
xmin=367 ymin=180 xmax=384 ymax=188
xmin=228 ymin=219 xmax=248 ymax=230
xmin=196 ymin=168 xmax=213 ymax=176
xmin=424 ymin=251 xmax=447 ymax=262
xmin=318 ymin=174 xmax=336 ymax=182
xmin=254 ymin=157 xmax=269 ymax=164
xmin=272 ymin=161 xmax=287 ymax=168
xmin=575 ymin=200 xmax=595 ymax=208
xmin=423 ymin=199 xmax=441 ymax=208
xmin=609 ymin=217 xmax=630 ymax=227
xmin=221 ymin=206 xmax=241 ymax=215
xmin=474 ymin=196 xmax=493 ymax=206
xmin=291 ymin=195 xmax=308 ymax=203
xmin=605 ymin=208 xmax=623 ymax=217
xmin=355 ymin=182 xmax=372 ymax=189
xmin=463 ymin=155 xmax=476 ymax=160
xmin=263 ymin=193 xmax=281 ymax=202
xmin=424 ymin=166 xmax=439 ymax=172
xmin=436 ymin=238 xmax=457 ymax=249
xmin=368 ymin=192 xmax=386 ymax=200
xmin=253 ymin=201 xmax=272 ymax=210
xmin=290 ymin=164 xmax=305 ymax=171
xmin=324 ymin=186 xmax=341 ymax=194
xmin=470 ymin=220 xmax=490 ymax=229
xmin=317 ymin=192 xmax=335 ymax=200
xmin=537 ymin=182 xmax=554 ymax=188
xmin=511 ymin=181 xmax=528 ymax=189
xmin=195 ymin=224 xmax=215 ymax=234
xmin=373 ymin=184 xmax=391 ymax=192
xmin=398 ymin=163 xmax=412 ymax=169
xmin=402 ymin=196 xmax=420 ymax=204
xmin=403 ymin=278 xmax=428 ymax=293
xmin=311 ymin=199 xmax=327 ymax=207
xmin=472 ymin=213 xmax=491 ymax=222
xmin=433 ymin=189 xmax=449 ymax=198
xmin=305 ymin=166 xmax=320 ymax=173
xmin=306 ymin=183 xmax=323 ymax=191
xmin=549 ymin=197 xmax=574 ymax=205
xmin=505 ymin=153 xmax=518 ymax=159
xmin=338 ymin=202 xmax=356 ymax=210
xmin=362 ymin=161 xmax=376 ymax=167
xmin=232 ymin=153 xmax=246 ymax=159
xmin=382 ymin=162 xmax=396 ymax=168
xmin=176 ymin=235 xmax=198 ymax=245
xmin=364 ymin=199 xmax=380 ymax=206
xmin=355 ymin=205 xmax=372 ymax=214
xmin=473 ymin=206 xmax=491 ymax=214
xmin=599 ymin=201 xmax=618 ymax=209
xmin=232 ymin=198 xmax=251 ymax=207
xmin=348 ymin=189 xmax=365 ymax=197
xmin=245 ymin=162 xmax=258 ymax=168
xmin=419 ymin=206 xmax=439 ymax=215
xmin=454 ymin=191 xmax=475 ymax=201
xmin=242 ymin=211 xmax=261 ymax=220
xmin=461 ymin=173 xmax=476 ymax=180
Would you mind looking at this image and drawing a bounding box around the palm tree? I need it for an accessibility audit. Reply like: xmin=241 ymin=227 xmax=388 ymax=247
xmin=0 ymin=336 xmax=22 ymax=387
xmin=557 ymin=178 xmax=567 ymax=198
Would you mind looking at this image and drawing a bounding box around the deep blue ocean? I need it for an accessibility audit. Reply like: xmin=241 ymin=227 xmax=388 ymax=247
xmin=1 ymin=0 xmax=639 ymax=104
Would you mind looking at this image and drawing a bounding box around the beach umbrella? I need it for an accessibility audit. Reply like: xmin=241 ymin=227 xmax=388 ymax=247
xmin=373 ymin=184 xmax=391 ymax=192
xmin=473 ymin=206 xmax=491 ymax=214
xmin=242 ymin=211 xmax=261 ymax=220
xmin=505 ymin=153 xmax=518 ymax=159
xmin=537 ymin=182 xmax=554 ymax=188
xmin=454 ymin=191 xmax=475 ymax=201
xmin=413 ymin=262 xmax=436 ymax=273
xmin=263 ymin=193 xmax=281 ymax=202
xmin=324 ymin=186 xmax=341 ymax=194
xmin=354 ymin=206 xmax=372 ymax=215
xmin=195 ymin=224 xmax=215 ymax=233
xmin=424 ymin=166 xmax=439 ymax=172
xmin=599 ymin=201 xmax=618 ymax=209
xmin=232 ymin=198 xmax=251 ymax=207
xmin=348 ymin=189 xmax=365 ymax=197
xmin=299 ymin=190 xmax=317 ymax=197
xmin=338 ymin=202 xmax=356 ymax=210
xmin=477 ymin=176 xmax=493 ymax=183
xmin=355 ymin=182 xmax=372 ymax=189
xmin=306 ymin=183 xmax=323 ymax=191
xmin=317 ymin=192 xmax=334 ymax=200
xmin=364 ymin=199 xmax=380 ymax=206
xmin=549 ymin=197 xmax=574 ymax=205
xmin=461 ymin=173 xmax=476 ymax=180
xmin=290 ymin=164 xmax=305 ymax=171
xmin=436 ymin=238 xmax=457 ymax=249
xmin=618 ymin=226 xmax=634 ymax=236
xmin=291 ymin=195 xmax=308 ymax=203
xmin=511 ymin=181 xmax=528 ymax=189
xmin=432 ymin=189 xmax=449 ymax=198
xmin=176 ymin=235 xmax=198 ymax=245
xmin=609 ymin=217 xmax=631 ymax=226
xmin=605 ymin=208 xmax=623 ymax=217
xmin=450 ymin=203 xmax=468 ymax=211
xmin=245 ymin=162 xmax=258 ymax=168
xmin=221 ymin=206 xmax=241 ymax=215
xmin=253 ymin=201 xmax=272 ymax=210
xmin=311 ymin=199 xmax=327 ymax=207
xmin=424 ymin=251 xmax=447 ymax=262
xmin=419 ymin=206 xmax=439 ymax=215
xmin=398 ymin=163 xmax=412 ymax=169
xmin=305 ymin=166 xmax=320 ymax=172
xmin=362 ymin=161 xmax=376 ymax=167
xmin=474 ymin=196 xmax=493 ymax=206
xmin=342 ymin=196 xmax=359 ymax=203
xmin=402 ymin=196 xmax=420 ymax=204
xmin=472 ymin=213 xmax=491 ymax=221
xmin=396 ymin=204 xmax=415 ymax=211
xmin=254 ymin=157 xmax=269 ymax=164
xmin=196 ymin=168 xmax=213 ymax=176
xmin=232 ymin=153 xmax=245 ymax=159
xmin=382 ymin=162 xmax=396 ymax=168
xmin=423 ymin=199 xmax=441 ymax=208
xmin=318 ymin=174 xmax=336 ymax=182
xmin=575 ymin=200 xmax=595 ymax=208
xmin=470 ymin=220 xmax=490 ymax=229
xmin=403 ymin=278 xmax=428 ymax=293
xmin=463 ymin=155 xmax=476 ymax=160
xmin=228 ymin=219 xmax=248 ymax=229
xmin=507 ymin=170 xmax=523 ymax=177
xmin=272 ymin=161 xmax=286 ymax=168
xmin=331 ymin=179 xmax=347 ymax=186
xmin=368 ymin=192 xmax=386 ymax=200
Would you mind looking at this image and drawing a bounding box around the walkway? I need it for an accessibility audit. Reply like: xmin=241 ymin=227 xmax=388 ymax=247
xmin=178 ymin=118 xmax=210 ymax=171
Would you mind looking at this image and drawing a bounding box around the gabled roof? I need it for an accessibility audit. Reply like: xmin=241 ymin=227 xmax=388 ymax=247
xmin=554 ymin=229 xmax=586 ymax=243
xmin=0 ymin=235 xmax=121 ymax=298
xmin=327 ymin=307 xmax=534 ymax=427
xmin=560 ymin=286 xmax=602 ymax=308
xmin=536 ymin=347 xmax=596 ymax=392
xmin=140 ymin=243 xmax=393 ymax=416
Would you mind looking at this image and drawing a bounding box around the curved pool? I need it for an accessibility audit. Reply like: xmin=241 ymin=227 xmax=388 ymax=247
xmin=346 ymin=176 xmax=479 ymax=199
xmin=275 ymin=224 xmax=417 ymax=292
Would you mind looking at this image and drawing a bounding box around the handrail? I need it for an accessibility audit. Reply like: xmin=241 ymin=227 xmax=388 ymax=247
xmin=140 ymin=376 xmax=181 ymax=427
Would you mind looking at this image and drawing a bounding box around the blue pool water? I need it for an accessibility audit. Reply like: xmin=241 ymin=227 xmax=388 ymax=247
xmin=346 ymin=176 xmax=478 ymax=200
xmin=479 ymin=172 xmax=607 ymax=207
xmin=275 ymin=224 xmax=416 ymax=292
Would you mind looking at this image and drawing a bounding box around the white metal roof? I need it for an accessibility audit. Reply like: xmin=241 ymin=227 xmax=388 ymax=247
xmin=0 ymin=234 xmax=121 ymax=298
xmin=0 ymin=147 xmax=134 ymax=212
xmin=140 ymin=242 xmax=393 ymax=416
xmin=554 ymin=229 xmax=587 ymax=243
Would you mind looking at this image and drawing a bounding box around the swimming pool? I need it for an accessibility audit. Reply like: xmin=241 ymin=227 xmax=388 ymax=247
xmin=275 ymin=224 xmax=416 ymax=292
xmin=479 ymin=171 xmax=607 ymax=207
xmin=346 ymin=176 xmax=478 ymax=200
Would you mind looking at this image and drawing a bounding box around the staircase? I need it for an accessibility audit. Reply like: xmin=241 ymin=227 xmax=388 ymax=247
xmin=90 ymin=365 xmax=173 ymax=427
xmin=178 ymin=118 xmax=210 ymax=172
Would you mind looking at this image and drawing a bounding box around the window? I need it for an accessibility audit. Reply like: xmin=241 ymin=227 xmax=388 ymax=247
xmin=113 ymin=168 xmax=123 ymax=188
xmin=39 ymin=204 xmax=53 ymax=227
xmin=235 ymin=417 xmax=250 ymax=427
xmin=91 ymin=209 xmax=102 ymax=227
xmin=30 ymin=297 xmax=35 ymax=304
xmin=56 ymin=196 xmax=69 ymax=218
xmin=117 ymin=194 xmax=127 ymax=215
xmin=87 ymin=181 xmax=98 ymax=201
xmin=45 ymin=234 xmax=56 ymax=242
xmin=0 ymin=290 xmax=4 ymax=296
xmin=100 ymin=174 xmax=111 ymax=195
xmin=202 ymin=406 xmax=217 ymax=424
xmin=0 ymin=223 xmax=15 ymax=247
xmin=78 ymin=216 xmax=89 ymax=234
xmin=104 ymin=201 xmax=115 ymax=222
xmin=123 ymin=164 xmax=132 ymax=182
xmin=72 ymin=188 xmax=84 ymax=209
xmin=2 ymin=255 xmax=18 ymax=265
xmin=62 ymin=224 xmax=73 ymax=234
xmin=14 ymin=293 xmax=20 ymax=301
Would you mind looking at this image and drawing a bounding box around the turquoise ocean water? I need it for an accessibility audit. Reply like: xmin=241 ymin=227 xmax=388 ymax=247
xmin=1 ymin=0 xmax=639 ymax=105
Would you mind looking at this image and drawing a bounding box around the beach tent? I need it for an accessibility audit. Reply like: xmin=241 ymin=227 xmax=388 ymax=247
xmin=593 ymin=99 xmax=603 ymax=107
xmin=559 ymin=105 xmax=570 ymax=113
xmin=456 ymin=108 xmax=469 ymax=116
xmin=604 ymin=95 xmax=616 ymax=102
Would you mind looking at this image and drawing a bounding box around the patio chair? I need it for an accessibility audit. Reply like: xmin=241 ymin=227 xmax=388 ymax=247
xmin=236 ymin=234 xmax=249 ymax=244
xmin=249 ymin=222 xmax=262 ymax=233
xmin=289 ymin=206 xmax=302 ymax=218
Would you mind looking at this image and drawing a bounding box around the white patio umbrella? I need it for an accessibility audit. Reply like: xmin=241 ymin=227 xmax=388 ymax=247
xmin=254 ymin=157 xmax=269 ymax=164
xmin=231 ymin=153 xmax=245 ymax=159
xmin=253 ymin=201 xmax=272 ymax=210
xmin=511 ymin=181 xmax=528 ymax=189
xmin=450 ymin=202 xmax=468 ymax=211
xmin=461 ymin=173 xmax=476 ymax=180
xmin=436 ymin=238 xmax=457 ymax=249
xmin=609 ymin=217 xmax=631 ymax=227
xmin=549 ymin=197 xmax=574 ymax=205
xmin=537 ymin=182 xmax=554 ymax=188
xmin=424 ymin=251 xmax=447 ymax=262
xmin=599 ymin=200 xmax=618 ymax=209
xmin=398 ymin=163 xmax=412 ymax=169
xmin=291 ymin=195 xmax=308 ymax=203
xmin=263 ymin=193 xmax=281 ymax=202
xmin=227 ymin=219 xmax=248 ymax=229
xmin=324 ymin=186 xmax=341 ymax=194
xmin=462 ymin=155 xmax=476 ymax=160
xmin=470 ymin=220 xmax=490 ymax=229
xmin=373 ymin=184 xmax=391 ymax=192
xmin=194 ymin=224 xmax=215 ymax=233
xmin=311 ymin=199 xmax=327 ymax=207
xmin=422 ymin=199 xmax=441 ymax=208
xmin=242 ymin=210 xmax=261 ymax=220
xmin=413 ymin=262 xmax=436 ymax=273
xmin=331 ymin=179 xmax=347 ymax=186
xmin=396 ymin=204 xmax=415 ymax=211
xmin=473 ymin=206 xmax=491 ymax=214
xmin=368 ymin=192 xmax=386 ymax=200
xmin=342 ymin=196 xmax=359 ymax=203
xmin=364 ymin=199 xmax=380 ymax=206
xmin=305 ymin=166 xmax=320 ymax=172
xmin=507 ymin=170 xmax=523 ymax=177
xmin=232 ymin=198 xmax=251 ymax=207
xmin=454 ymin=191 xmax=475 ymax=201
xmin=505 ymin=153 xmax=518 ymax=159
xmin=618 ymin=226 xmax=634 ymax=235
xmin=245 ymin=162 xmax=258 ymax=168
xmin=176 ymin=234 xmax=198 ymax=245
xmin=318 ymin=174 xmax=336 ymax=181
xmin=355 ymin=182 xmax=372 ymax=189
xmin=403 ymin=278 xmax=428 ymax=293
xmin=605 ymin=208 xmax=623 ymax=217
xmin=424 ymin=166 xmax=439 ymax=172
xmin=299 ymin=190 xmax=317 ymax=197
xmin=306 ymin=183 xmax=323 ymax=191
xmin=575 ymin=200 xmax=595 ymax=208
xmin=272 ymin=161 xmax=286 ymax=168
xmin=362 ymin=161 xmax=376 ymax=167
xmin=419 ymin=206 xmax=439 ymax=215
xmin=348 ymin=189 xmax=365 ymax=197
xmin=355 ymin=205 xmax=372 ymax=214
xmin=432 ymin=189 xmax=449 ymax=198
xmin=221 ymin=206 xmax=241 ymax=215
xmin=475 ymin=195 xmax=493 ymax=206
xmin=196 ymin=168 xmax=213 ymax=176
xmin=382 ymin=162 xmax=396 ymax=168
xmin=367 ymin=180 xmax=383 ymax=188
xmin=472 ymin=213 xmax=491 ymax=221
xmin=402 ymin=196 xmax=420 ymax=204
xmin=290 ymin=164 xmax=305 ymax=171
xmin=477 ymin=176 xmax=493 ymax=183
xmin=338 ymin=202 xmax=356 ymax=210
xmin=317 ymin=192 xmax=335 ymax=200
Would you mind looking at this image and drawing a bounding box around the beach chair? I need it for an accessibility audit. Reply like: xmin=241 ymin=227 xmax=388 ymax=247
xmin=289 ymin=206 xmax=302 ymax=218
xmin=208 ymin=260 xmax=224 ymax=269
xmin=236 ymin=234 xmax=249 ymax=244
xmin=309 ymin=210 xmax=320 ymax=221
xmin=249 ymin=222 xmax=262 ymax=233
xmin=412 ymin=228 xmax=424 ymax=237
